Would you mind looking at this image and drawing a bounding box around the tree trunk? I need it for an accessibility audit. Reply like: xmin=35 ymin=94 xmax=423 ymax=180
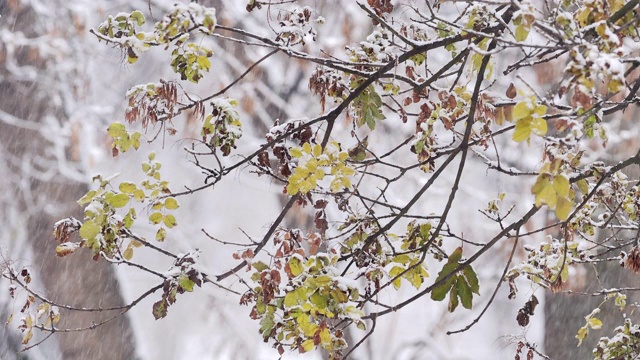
xmin=0 ymin=2 xmax=136 ymax=359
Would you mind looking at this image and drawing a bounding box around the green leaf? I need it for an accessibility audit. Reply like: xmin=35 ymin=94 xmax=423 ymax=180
xmin=164 ymin=197 xmax=179 ymax=210
xmin=119 ymin=182 xmax=137 ymax=194
xmin=107 ymin=193 xmax=130 ymax=208
xmin=78 ymin=190 xmax=97 ymax=205
xmin=133 ymin=189 xmax=145 ymax=201
xmin=252 ymin=261 xmax=269 ymax=272
xmin=462 ymin=265 xmax=480 ymax=295
xmin=196 ymin=55 xmax=211 ymax=71
xmin=163 ymin=214 xmax=177 ymax=228
xmin=130 ymin=10 xmax=145 ymax=26
xmin=419 ymin=223 xmax=432 ymax=238
xmin=411 ymin=53 xmax=426 ymax=66
xmin=79 ymin=220 xmax=100 ymax=240
xmin=116 ymin=136 xmax=132 ymax=151
xmin=259 ymin=314 xmax=274 ymax=338
xmin=130 ymin=132 xmax=141 ymax=150
xmin=124 ymin=208 xmax=136 ymax=229
xmin=331 ymin=288 xmax=348 ymax=303
xmin=448 ymin=247 xmax=463 ymax=264
xmin=456 ymin=276 xmax=473 ymax=309
xmin=431 ymin=275 xmax=456 ymax=301
xmin=107 ymin=122 xmax=127 ymax=138
xmin=310 ymin=292 xmax=328 ymax=309
xmin=435 ymin=261 xmax=459 ymax=282
xmin=178 ymin=274 xmax=195 ymax=292
xmin=392 ymin=254 xmax=411 ymax=265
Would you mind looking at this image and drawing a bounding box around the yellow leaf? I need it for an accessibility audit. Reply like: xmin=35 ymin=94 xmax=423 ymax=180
xmin=286 ymin=182 xmax=300 ymax=195
xmin=608 ymin=79 xmax=622 ymax=93
xmin=108 ymin=122 xmax=127 ymax=138
xmin=119 ymin=182 xmax=137 ymax=194
xmin=290 ymin=147 xmax=303 ymax=158
xmin=577 ymin=179 xmax=589 ymax=194
xmin=553 ymin=175 xmax=570 ymax=197
xmin=576 ymin=326 xmax=588 ymax=346
xmin=495 ymin=107 xmax=505 ymax=125
xmin=534 ymin=104 xmax=547 ymax=116
xmin=123 ymin=246 xmax=134 ymax=260
xmin=588 ymin=317 xmax=603 ymax=330
xmin=108 ymin=193 xmax=130 ymax=208
xmin=389 ymin=266 xmax=404 ymax=289
xmin=149 ymin=212 xmax=163 ymax=224
xmin=284 ymin=291 xmax=298 ymax=308
xmin=301 ymin=339 xmax=315 ymax=352
xmin=530 ymin=117 xmax=547 ymax=136
xmin=313 ymin=144 xmax=322 ymax=157
xmin=532 ymin=173 xmax=551 ymax=195
xmin=409 ymin=271 xmax=424 ymax=289
xmin=512 ymin=118 xmax=532 ymax=142
xmin=556 ymin=196 xmax=572 ymax=221
xmin=133 ymin=189 xmax=145 ymax=201
xmin=22 ymin=329 xmax=33 ymax=345
xmin=302 ymin=142 xmax=312 ymax=154
xmin=513 ymin=102 xmax=533 ymax=121
xmin=288 ymin=257 xmax=304 ymax=277
xmin=536 ymin=184 xmax=557 ymax=208
xmin=156 ymin=228 xmax=167 ymax=241
xmin=164 ymin=197 xmax=179 ymax=210
xmin=515 ymin=24 xmax=529 ymax=42
xmin=79 ymin=220 xmax=101 ymax=240
xmin=319 ymin=328 xmax=331 ymax=345
xmin=306 ymin=158 xmax=317 ymax=172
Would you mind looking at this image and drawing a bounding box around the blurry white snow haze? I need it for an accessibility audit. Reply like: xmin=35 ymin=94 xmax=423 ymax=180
xmin=2 ymin=1 xmax=640 ymax=360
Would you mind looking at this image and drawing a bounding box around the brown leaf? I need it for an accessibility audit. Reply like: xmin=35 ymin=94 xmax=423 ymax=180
xmin=314 ymin=199 xmax=328 ymax=209
xmin=506 ymin=83 xmax=517 ymax=99
xmin=516 ymin=309 xmax=530 ymax=327
xmin=152 ymin=299 xmax=168 ymax=320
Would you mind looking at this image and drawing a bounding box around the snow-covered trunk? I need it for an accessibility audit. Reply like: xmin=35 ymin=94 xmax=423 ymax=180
xmin=0 ymin=2 xmax=136 ymax=358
